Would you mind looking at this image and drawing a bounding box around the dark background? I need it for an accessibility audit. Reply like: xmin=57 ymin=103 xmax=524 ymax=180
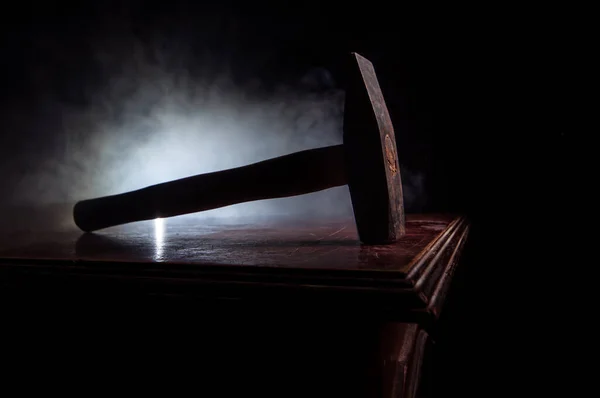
xmin=0 ymin=1 xmax=483 ymax=216
xmin=0 ymin=1 xmax=531 ymax=396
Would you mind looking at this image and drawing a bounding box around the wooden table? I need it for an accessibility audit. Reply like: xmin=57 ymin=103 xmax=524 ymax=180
xmin=0 ymin=205 xmax=469 ymax=397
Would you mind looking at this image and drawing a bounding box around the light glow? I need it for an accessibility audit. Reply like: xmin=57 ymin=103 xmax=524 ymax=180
xmin=154 ymin=217 xmax=165 ymax=261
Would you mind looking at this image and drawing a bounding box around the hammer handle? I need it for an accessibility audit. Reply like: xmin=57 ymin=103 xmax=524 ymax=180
xmin=73 ymin=144 xmax=346 ymax=232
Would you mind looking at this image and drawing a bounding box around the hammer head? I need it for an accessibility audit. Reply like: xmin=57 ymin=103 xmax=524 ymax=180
xmin=343 ymin=53 xmax=405 ymax=244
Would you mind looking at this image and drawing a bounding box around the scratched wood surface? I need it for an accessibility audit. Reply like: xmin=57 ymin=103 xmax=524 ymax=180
xmin=0 ymin=204 xmax=455 ymax=274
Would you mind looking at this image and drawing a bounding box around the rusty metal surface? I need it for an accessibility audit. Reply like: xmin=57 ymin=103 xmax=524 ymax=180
xmin=0 ymin=205 xmax=454 ymax=273
xmin=343 ymin=53 xmax=405 ymax=244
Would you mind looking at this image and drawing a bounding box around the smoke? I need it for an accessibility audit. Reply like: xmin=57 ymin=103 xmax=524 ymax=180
xmin=2 ymin=22 xmax=425 ymax=224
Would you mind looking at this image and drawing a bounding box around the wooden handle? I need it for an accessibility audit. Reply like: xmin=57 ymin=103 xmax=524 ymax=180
xmin=73 ymin=145 xmax=347 ymax=232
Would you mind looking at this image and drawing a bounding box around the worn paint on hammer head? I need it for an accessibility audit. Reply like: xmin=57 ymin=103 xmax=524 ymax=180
xmin=343 ymin=53 xmax=405 ymax=244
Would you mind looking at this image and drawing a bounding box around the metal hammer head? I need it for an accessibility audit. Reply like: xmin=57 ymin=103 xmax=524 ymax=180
xmin=343 ymin=53 xmax=405 ymax=244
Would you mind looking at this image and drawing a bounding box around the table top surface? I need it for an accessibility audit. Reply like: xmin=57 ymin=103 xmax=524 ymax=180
xmin=0 ymin=204 xmax=457 ymax=274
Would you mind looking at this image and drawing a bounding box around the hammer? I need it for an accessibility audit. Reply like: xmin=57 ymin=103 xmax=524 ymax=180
xmin=73 ymin=53 xmax=405 ymax=245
